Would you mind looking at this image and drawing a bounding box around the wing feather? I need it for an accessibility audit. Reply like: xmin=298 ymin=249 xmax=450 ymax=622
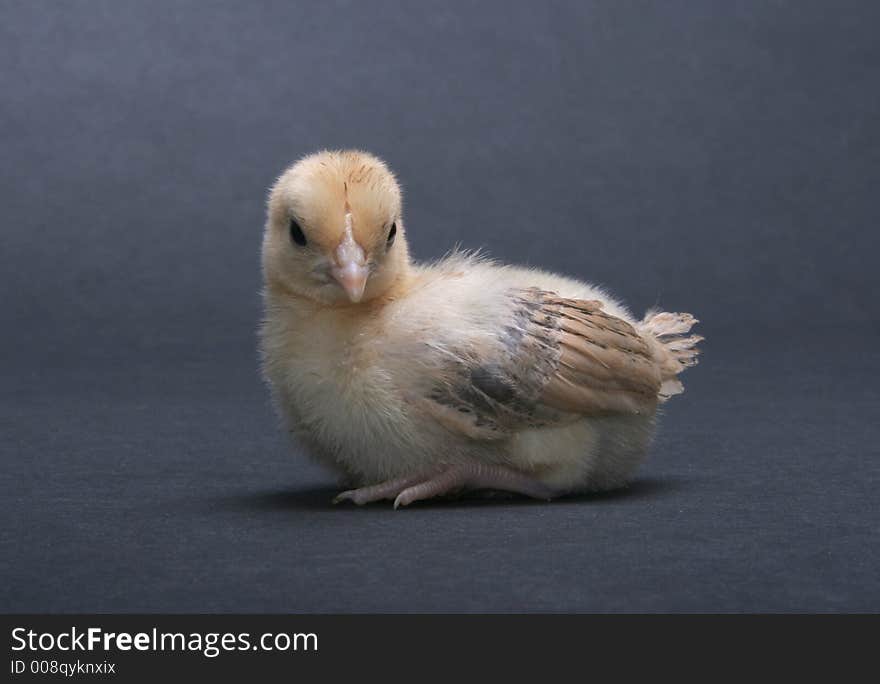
xmin=418 ymin=288 xmax=663 ymax=439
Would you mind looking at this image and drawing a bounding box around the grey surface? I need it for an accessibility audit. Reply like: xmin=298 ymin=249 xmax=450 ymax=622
xmin=1 ymin=1 xmax=878 ymax=612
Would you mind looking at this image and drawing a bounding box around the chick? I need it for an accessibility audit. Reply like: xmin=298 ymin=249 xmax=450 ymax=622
xmin=260 ymin=150 xmax=702 ymax=507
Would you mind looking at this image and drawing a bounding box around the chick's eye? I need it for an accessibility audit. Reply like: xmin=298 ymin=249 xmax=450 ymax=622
xmin=289 ymin=218 xmax=307 ymax=246
xmin=386 ymin=222 xmax=397 ymax=247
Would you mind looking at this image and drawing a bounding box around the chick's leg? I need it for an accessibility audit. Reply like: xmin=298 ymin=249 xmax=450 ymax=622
xmin=332 ymin=475 xmax=426 ymax=506
xmin=393 ymin=464 xmax=555 ymax=509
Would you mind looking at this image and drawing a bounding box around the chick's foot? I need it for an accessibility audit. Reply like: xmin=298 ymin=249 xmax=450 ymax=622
xmin=333 ymin=465 xmax=556 ymax=508
xmin=393 ymin=464 xmax=556 ymax=508
xmin=332 ymin=475 xmax=426 ymax=506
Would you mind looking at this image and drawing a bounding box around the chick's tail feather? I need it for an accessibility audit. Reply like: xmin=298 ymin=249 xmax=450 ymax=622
xmin=638 ymin=310 xmax=703 ymax=402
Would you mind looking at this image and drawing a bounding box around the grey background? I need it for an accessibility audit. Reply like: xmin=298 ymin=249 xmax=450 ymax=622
xmin=2 ymin=1 xmax=878 ymax=612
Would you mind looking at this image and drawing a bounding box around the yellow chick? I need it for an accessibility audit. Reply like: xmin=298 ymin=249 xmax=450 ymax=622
xmin=260 ymin=150 xmax=702 ymax=507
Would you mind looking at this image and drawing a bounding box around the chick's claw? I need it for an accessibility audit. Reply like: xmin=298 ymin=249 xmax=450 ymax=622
xmin=393 ymin=464 xmax=556 ymax=509
xmin=332 ymin=475 xmax=425 ymax=506
xmin=333 ymin=464 xmax=555 ymax=508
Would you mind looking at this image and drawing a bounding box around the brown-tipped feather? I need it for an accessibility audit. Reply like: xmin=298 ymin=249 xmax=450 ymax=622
xmin=419 ymin=289 xmax=701 ymax=440
xmin=534 ymin=295 xmax=662 ymax=415
xmin=638 ymin=310 xmax=703 ymax=401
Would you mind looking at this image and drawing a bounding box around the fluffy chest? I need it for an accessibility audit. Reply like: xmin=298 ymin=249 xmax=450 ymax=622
xmin=267 ymin=309 xmax=412 ymax=460
xmin=287 ymin=318 xmax=390 ymax=411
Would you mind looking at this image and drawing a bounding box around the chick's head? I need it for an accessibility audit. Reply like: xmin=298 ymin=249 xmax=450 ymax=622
xmin=263 ymin=150 xmax=409 ymax=305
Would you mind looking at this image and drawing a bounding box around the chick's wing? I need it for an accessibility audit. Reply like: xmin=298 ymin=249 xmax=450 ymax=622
xmin=415 ymin=288 xmax=662 ymax=440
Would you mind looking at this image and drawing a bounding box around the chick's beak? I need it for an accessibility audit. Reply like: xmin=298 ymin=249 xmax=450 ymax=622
xmin=332 ymin=259 xmax=369 ymax=303
xmin=332 ymin=223 xmax=369 ymax=303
